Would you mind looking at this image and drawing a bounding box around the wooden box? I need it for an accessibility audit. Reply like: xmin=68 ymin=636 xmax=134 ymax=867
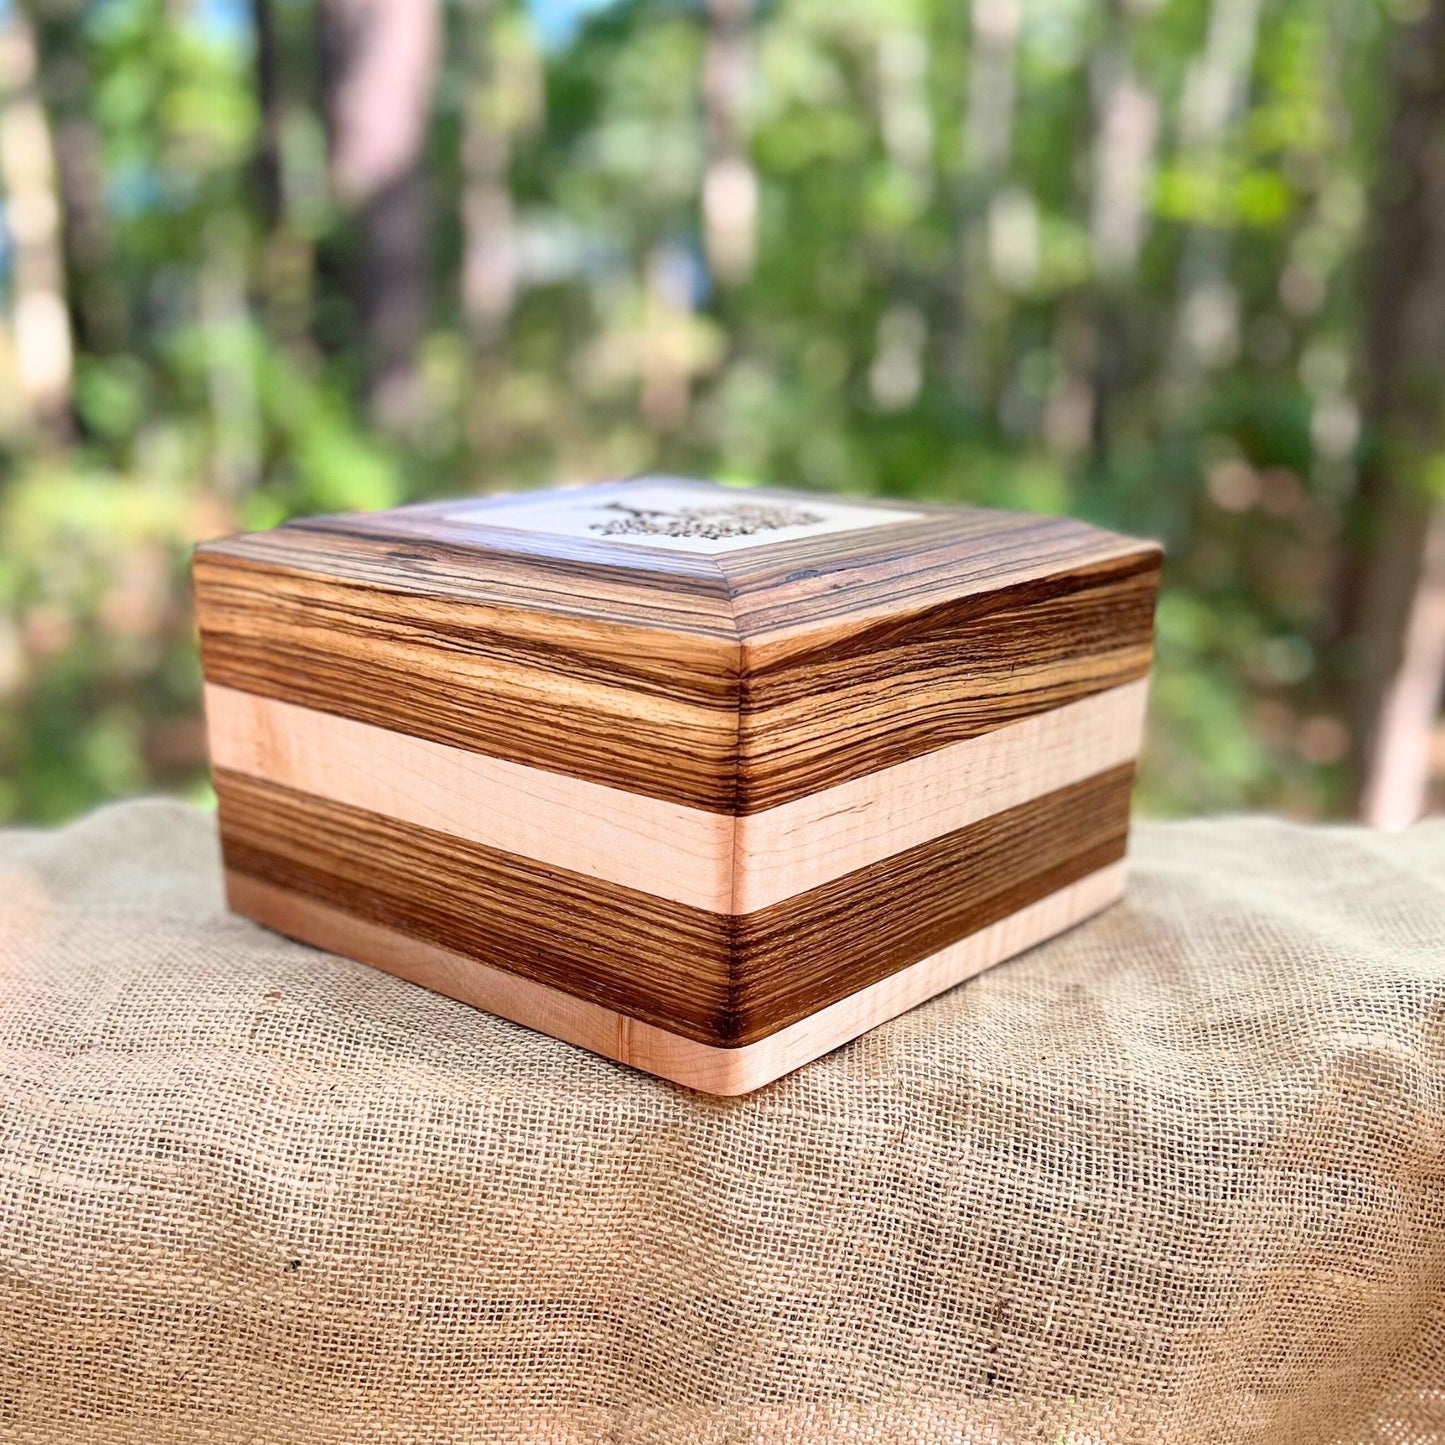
xmin=194 ymin=478 xmax=1160 ymax=1094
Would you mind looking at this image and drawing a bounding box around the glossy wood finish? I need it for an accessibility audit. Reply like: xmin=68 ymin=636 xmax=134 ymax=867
xmin=732 ymin=679 xmax=1146 ymax=912
xmin=194 ymin=478 xmax=1160 ymax=812
xmin=214 ymin=764 xmax=1133 ymax=1046
xmin=204 ymin=678 xmax=1149 ymax=913
xmin=197 ymin=478 xmax=1160 ymax=1090
xmin=193 ymin=547 xmax=742 ymax=811
xmin=734 ymin=550 xmax=1158 ymax=809
xmin=226 ymin=861 xmax=1128 ymax=1095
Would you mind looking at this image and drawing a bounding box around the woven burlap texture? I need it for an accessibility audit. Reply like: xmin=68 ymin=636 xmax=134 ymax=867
xmin=1 ymin=799 xmax=1443 ymax=1445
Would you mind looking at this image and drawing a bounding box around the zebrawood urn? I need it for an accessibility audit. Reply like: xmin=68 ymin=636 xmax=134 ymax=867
xmin=194 ymin=477 xmax=1161 ymax=1094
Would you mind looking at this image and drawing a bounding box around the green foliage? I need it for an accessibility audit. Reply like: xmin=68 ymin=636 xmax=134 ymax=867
xmin=0 ymin=0 xmax=1403 ymax=822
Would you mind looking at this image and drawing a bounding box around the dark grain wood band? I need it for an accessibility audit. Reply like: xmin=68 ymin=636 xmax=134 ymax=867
xmin=736 ymin=552 xmax=1158 ymax=810
xmin=196 ymin=547 xmax=1155 ymax=814
xmin=732 ymin=763 xmax=1133 ymax=1036
xmin=193 ymin=552 xmax=743 ymax=813
xmin=215 ymin=764 xmax=1134 ymax=1047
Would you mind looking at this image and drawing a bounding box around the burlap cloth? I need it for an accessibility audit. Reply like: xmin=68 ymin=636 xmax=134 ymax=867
xmin=2 ymin=800 xmax=1444 ymax=1444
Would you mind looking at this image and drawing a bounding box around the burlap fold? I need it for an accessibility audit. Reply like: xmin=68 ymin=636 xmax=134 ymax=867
xmin=1 ymin=799 xmax=1443 ymax=1444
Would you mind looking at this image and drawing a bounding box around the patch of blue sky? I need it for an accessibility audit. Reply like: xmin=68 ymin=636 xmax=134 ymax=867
xmin=195 ymin=0 xmax=253 ymax=42
xmin=99 ymin=0 xmax=620 ymax=54
xmin=527 ymin=0 xmax=622 ymax=49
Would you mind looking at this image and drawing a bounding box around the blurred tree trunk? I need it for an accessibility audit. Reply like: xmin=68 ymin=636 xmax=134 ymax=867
xmin=702 ymin=0 xmax=756 ymax=286
xmin=25 ymin=0 xmax=125 ymax=357
xmin=0 ymin=6 xmax=72 ymax=442
xmin=199 ymin=214 xmax=262 ymax=500
xmin=868 ymin=29 xmax=932 ymax=414
xmin=252 ymin=0 xmax=316 ymax=358
xmin=640 ymin=241 xmax=695 ymax=433
xmin=460 ymin=0 xmax=516 ymax=359
xmin=254 ymin=0 xmax=285 ymax=230
xmin=319 ymin=0 xmax=440 ymax=436
xmin=963 ymin=0 xmax=1018 ymax=185
xmin=1085 ymin=0 xmax=1157 ymax=460
xmin=949 ymin=0 xmax=1021 ymax=402
xmin=1342 ymin=0 xmax=1445 ymax=829
xmin=1165 ymin=0 xmax=1262 ymax=397
xmin=459 ymin=0 xmax=540 ymax=469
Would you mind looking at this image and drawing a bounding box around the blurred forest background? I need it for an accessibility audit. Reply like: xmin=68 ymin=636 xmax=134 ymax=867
xmin=1 ymin=0 xmax=1444 ymax=826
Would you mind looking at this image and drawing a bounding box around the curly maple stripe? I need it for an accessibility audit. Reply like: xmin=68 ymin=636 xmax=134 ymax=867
xmin=205 ymin=679 xmax=1149 ymax=913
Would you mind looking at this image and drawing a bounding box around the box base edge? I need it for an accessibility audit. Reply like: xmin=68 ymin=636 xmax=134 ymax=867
xmin=224 ymin=862 xmax=1127 ymax=1096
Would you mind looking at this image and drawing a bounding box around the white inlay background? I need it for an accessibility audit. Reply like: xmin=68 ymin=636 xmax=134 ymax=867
xmin=443 ymin=482 xmax=923 ymax=554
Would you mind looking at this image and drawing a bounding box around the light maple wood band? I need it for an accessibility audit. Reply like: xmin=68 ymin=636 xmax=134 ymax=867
xmin=225 ymin=861 xmax=1127 ymax=1095
xmin=204 ymin=681 xmax=736 ymax=911
xmin=214 ymin=765 xmax=1133 ymax=1046
xmin=204 ymin=680 xmax=1148 ymax=914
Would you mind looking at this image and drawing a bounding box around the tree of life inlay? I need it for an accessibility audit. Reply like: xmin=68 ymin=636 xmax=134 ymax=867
xmin=587 ymin=500 xmax=824 ymax=542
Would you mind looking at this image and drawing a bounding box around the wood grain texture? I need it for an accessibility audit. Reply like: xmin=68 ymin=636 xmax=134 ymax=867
xmin=199 ymin=481 xmax=1157 ymax=1089
xmin=215 ymin=766 xmax=734 ymax=1036
xmin=204 ymin=681 xmax=737 ymax=910
xmin=205 ymin=679 xmax=1148 ymax=913
xmin=225 ymin=860 xmax=1128 ymax=1095
xmin=214 ymin=764 xmax=1134 ymax=1047
xmin=732 ymin=679 xmax=1148 ymax=912
xmin=193 ymin=548 xmax=744 ymax=811
xmin=733 ymin=550 xmax=1159 ymax=810
xmin=710 ymin=489 xmax=1157 ymax=648
xmin=200 ymin=508 xmax=739 ymax=633
xmin=325 ymin=479 xmax=1155 ymax=642
xmin=731 ymin=763 xmax=1132 ymax=1038
xmin=193 ymin=478 xmax=1160 ymax=813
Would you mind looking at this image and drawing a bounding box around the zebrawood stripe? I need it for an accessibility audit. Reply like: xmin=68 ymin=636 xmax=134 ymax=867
xmin=194 ymin=552 xmax=743 ymax=812
xmin=205 ymin=680 xmax=1149 ymax=912
xmin=216 ymin=766 xmax=734 ymax=1035
xmin=732 ymin=764 xmax=1132 ymax=1036
xmin=215 ymin=765 xmax=1134 ymax=1047
xmin=226 ymin=861 xmax=1128 ymax=1095
xmin=205 ymin=508 xmax=741 ymax=631
xmin=736 ymin=552 xmax=1158 ymax=810
xmin=715 ymin=501 xmax=1157 ymax=645
xmin=195 ymin=546 xmax=1156 ymax=813
xmin=326 ymin=483 xmax=1157 ymax=643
